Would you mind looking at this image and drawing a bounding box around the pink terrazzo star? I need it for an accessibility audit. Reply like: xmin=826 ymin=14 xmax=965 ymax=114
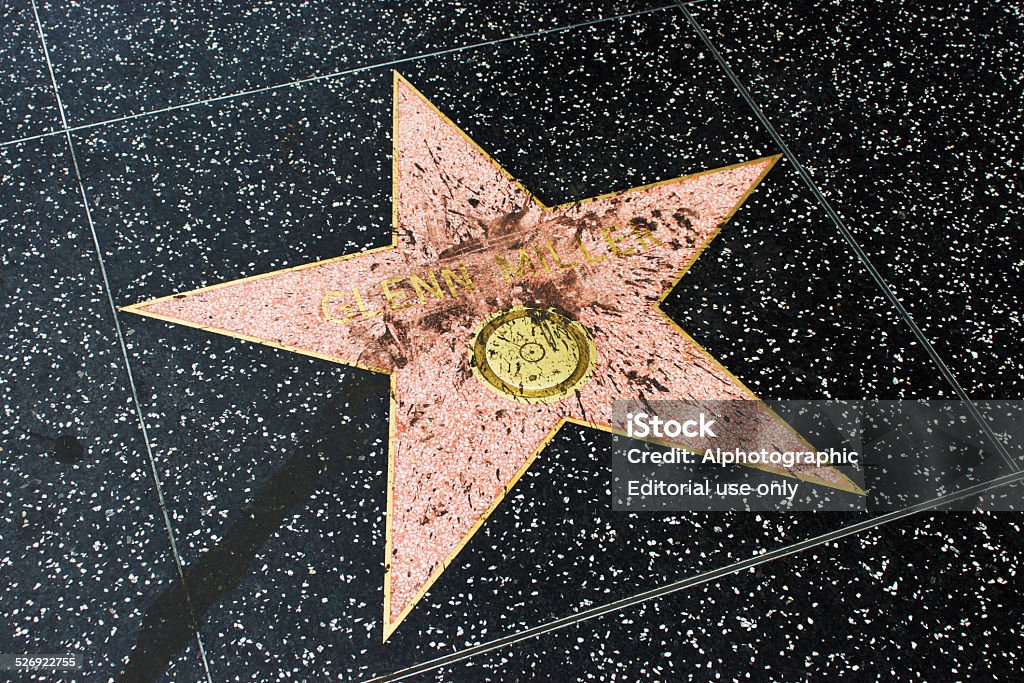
xmin=125 ymin=73 xmax=860 ymax=640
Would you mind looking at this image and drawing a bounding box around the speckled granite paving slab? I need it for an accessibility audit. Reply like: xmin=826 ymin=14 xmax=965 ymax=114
xmin=688 ymin=0 xmax=1024 ymax=397
xmin=34 ymin=0 xmax=669 ymax=126
xmin=0 ymin=2 xmax=62 ymax=139
xmin=405 ymin=510 xmax=1024 ymax=681
xmin=0 ymin=136 xmax=201 ymax=681
xmin=3 ymin=1 xmax=1021 ymax=680
xmin=66 ymin=8 xmax=1018 ymax=679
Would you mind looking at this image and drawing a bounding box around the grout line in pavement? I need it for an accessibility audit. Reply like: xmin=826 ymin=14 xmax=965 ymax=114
xmin=366 ymin=470 xmax=1024 ymax=681
xmin=28 ymin=1 xmax=216 ymax=680
xmin=2 ymin=3 xmax=683 ymax=149
xmin=676 ymin=1 xmax=1017 ymax=472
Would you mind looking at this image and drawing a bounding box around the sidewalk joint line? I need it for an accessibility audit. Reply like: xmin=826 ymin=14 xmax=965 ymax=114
xmin=29 ymin=2 xmax=215 ymax=680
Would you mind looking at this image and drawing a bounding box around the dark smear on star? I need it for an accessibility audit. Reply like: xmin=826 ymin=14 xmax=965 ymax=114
xmin=518 ymin=269 xmax=583 ymax=317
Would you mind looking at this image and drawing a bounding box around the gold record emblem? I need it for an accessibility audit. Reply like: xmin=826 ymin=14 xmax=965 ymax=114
xmin=470 ymin=306 xmax=596 ymax=403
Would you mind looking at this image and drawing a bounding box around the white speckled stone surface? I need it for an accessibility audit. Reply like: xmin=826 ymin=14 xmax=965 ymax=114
xmin=1 ymin=1 xmax=1020 ymax=680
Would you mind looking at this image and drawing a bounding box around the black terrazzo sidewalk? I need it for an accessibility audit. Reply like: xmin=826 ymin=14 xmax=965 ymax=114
xmin=1 ymin=1 xmax=1021 ymax=681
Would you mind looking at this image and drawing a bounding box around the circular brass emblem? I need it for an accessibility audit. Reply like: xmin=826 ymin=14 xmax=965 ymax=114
xmin=470 ymin=306 xmax=596 ymax=403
